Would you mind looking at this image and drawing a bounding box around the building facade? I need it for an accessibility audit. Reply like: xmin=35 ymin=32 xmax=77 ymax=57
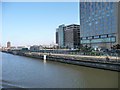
xmin=56 ymin=24 xmax=80 ymax=49
xmin=64 ymin=24 xmax=80 ymax=49
xmin=118 ymin=2 xmax=120 ymax=46
xmin=30 ymin=45 xmax=43 ymax=51
xmin=56 ymin=24 xmax=65 ymax=48
xmin=7 ymin=41 xmax=11 ymax=48
xmin=80 ymin=2 xmax=120 ymax=49
xmin=56 ymin=30 xmax=58 ymax=44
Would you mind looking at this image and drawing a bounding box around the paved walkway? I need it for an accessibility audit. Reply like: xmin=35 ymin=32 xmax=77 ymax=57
xmin=27 ymin=52 xmax=120 ymax=61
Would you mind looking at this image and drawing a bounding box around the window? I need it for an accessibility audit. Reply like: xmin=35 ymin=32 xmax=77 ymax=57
xmin=99 ymin=16 xmax=102 ymax=19
xmin=94 ymin=35 xmax=99 ymax=39
xmin=106 ymin=14 xmax=110 ymax=17
xmin=101 ymin=35 xmax=107 ymax=38
xmin=102 ymin=3 xmax=104 ymax=8
xmin=89 ymin=23 xmax=92 ymax=26
xmin=92 ymin=18 xmax=94 ymax=21
xmin=95 ymin=21 xmax=98 ymax=24
xmin=88 ymin=36 xmax=93 ymax=39
xmin=82 ymin=37 xmax=87 ymax=40
xmin=110 ymin=2 xmax=113 ymax=9
xmin=81 ymin=37 xmax=116 ymax=44
xmin=89 ymin=17 xmax=91 ymax=19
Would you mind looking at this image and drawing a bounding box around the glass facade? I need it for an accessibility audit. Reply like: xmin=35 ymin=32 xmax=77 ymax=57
xmin=57 ymin=25 xmax=65 ymax=48
xmin=80 ymin=2 xmax=118 ymax=48
xmin=81 ymin=37 xmax=116 ymax=44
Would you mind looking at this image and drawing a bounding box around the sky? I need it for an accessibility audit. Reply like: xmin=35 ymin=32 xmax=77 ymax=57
xmin=2 ymin=2 xmax=79 ymax=47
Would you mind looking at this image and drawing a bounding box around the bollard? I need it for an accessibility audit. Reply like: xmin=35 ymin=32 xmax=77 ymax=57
xmin=44 ymin=55 xmax=47 ymax=63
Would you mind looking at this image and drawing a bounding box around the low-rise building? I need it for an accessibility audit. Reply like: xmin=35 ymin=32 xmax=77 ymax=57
xmin=30 ymin=45 xmax=43 ymax=51
xmin=16 ymin=46 xmax=26 ymax=50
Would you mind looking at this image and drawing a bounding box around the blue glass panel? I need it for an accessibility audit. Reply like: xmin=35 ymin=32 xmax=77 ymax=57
xmin=81 ymin=37 xmax=116 ymax=44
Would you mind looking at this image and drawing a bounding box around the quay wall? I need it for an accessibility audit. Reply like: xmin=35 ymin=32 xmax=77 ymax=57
xmin=1 ymin=51 xmax=120 ymax=72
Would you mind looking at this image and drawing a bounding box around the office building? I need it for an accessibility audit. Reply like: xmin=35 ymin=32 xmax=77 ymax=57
xmin=56 ymin=30 xmax=58 ymax=44
xmin=80 ymin=2 xmax=120 ymax=49
xmin=64 ymin=24 xmax=80 ymax=49
xmin=56 ymin=24 xmax=65 ymax=48
xmin=7 ymin=41 xmax=11 ymax=48
xmin=56 ymin=24 xmax=80 ymax=49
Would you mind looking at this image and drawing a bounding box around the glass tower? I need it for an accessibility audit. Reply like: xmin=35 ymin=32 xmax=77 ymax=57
xmin=80 ymin=2 xmax=120 ymax=49
xmin=56 ymin=24 xmax=65 ymax=48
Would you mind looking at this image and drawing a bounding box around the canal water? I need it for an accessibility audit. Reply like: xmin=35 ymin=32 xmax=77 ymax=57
xmin=1 ymin=52 xmax=119 ymax=88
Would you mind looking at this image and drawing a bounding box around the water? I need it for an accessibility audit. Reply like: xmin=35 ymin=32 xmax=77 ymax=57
xmin=1 ymin=52 xmax=119 ymax=88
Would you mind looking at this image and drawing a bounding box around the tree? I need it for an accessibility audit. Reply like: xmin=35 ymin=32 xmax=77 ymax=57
xmin=112 ymin=44 xmax=120 ymax=49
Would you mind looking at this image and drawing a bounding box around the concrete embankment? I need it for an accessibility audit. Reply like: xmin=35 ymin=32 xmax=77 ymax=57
xmin=2 ymin=51 xmax=120 ymax=72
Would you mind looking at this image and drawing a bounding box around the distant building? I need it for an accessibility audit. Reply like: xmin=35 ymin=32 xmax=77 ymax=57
xmin=56 ymin=30 xmax=58 ymax=44
xmin=56 ymin=24 xmax=65 ymax=48
xmin=0 ymin=46 xmax=2 ymax=51
xmin=80 ymin=2 xmax=120 ymax=49
xmin=22 ymin=48 xmax=28 ymax=51
xmin=7 ymin=41 xmax=11 ymax=48
xmin=56 ymin=24 xmax=80 ymax=49
xmin=1 ymin=47 xmax=8 ymax=51
xmin=64 ymin=24 xmax=80 ymax=49
xmin=10 ymin=47 xmax=16 ymax=50
xmin=16 ymin=46 xmax=26 ymax=50
xmin=30 ymin=45 xmax=43 ymax=51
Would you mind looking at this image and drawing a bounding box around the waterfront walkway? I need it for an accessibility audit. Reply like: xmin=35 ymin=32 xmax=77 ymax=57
xmin=2 ymin=50 xmax=120 ymax=71
xmin=26 ymin=52 xmax=120 ymax=62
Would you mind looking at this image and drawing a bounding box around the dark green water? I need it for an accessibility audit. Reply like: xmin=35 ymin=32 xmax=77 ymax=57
xmin=1 ymin=52 xmax=118 ymax=88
